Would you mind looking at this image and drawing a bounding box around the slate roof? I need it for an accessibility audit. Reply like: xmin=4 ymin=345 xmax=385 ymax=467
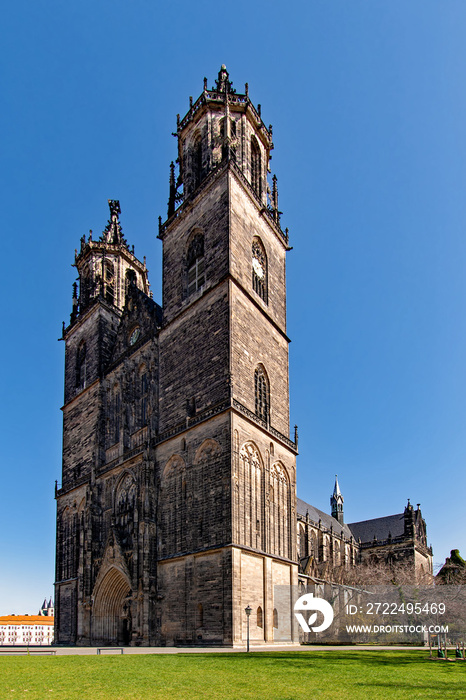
xmin=296 ymin=497 xmax=354 ymax=540
xmin=0 ymin=616 xmax=54 ymax=625
xmin=348 ymin=513 xmax=405 ymax=544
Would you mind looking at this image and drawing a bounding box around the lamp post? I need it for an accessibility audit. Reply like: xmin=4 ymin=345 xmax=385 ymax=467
xmin=245 ymin=605 xmax=252 ymax=652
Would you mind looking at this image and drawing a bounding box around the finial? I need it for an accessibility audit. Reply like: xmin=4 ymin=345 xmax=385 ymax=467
xmin=203 ymin=77 xmax=208 ymax=91
xmin=158 ymin=215 xmax=162 ymax=235
xmin=294 ymin=424 xmax=298 ymax=446
xmin=257 ymin=104 xmax=261 ymax=118
xmin=269 ymin=124 xmax=273 ymax=136
xmin=168 ymin=161 xmax=176 ymax=218
xmin=143 ymin=256 xmax=146 ymax=268
xmin=189 ymin=96 xmax=193 ymax=109
xmin=108 ymin=199 xmax=121 ymax=221
xmin=89 ymin=229 xmax=93 ymax=240
xmin=215 ymin=65 xmax=233 ymax=94
xmin=245 ymin=82 xmax=249 ymax=97
xmin=272 ymin=174 xmax=278 ymax=205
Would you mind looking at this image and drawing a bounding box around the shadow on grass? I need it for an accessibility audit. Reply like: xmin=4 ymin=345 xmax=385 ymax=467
xmin=175 ymin=650 xmax=427 ymax=667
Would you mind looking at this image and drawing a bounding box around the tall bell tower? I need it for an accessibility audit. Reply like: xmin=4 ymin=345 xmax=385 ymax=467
xmin=56 ymin=67 xmax=298 ymax=648
xmin=156 ymin=66 xmax=298 ymax=645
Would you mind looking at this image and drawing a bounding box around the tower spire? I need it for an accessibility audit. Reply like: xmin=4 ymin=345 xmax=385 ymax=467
xmin=331 ymin=474 xmax=344 ymax=525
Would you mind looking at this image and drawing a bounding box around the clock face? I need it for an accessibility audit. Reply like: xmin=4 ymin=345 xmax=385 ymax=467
xmin=129 ymin=327 xmax=140 ymax=346
xmin=252 ymin=256 xmax=264 ymax=279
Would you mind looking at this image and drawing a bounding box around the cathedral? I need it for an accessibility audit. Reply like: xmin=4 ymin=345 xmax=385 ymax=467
xmin=55 ymin=67 xmax=432 ymax=647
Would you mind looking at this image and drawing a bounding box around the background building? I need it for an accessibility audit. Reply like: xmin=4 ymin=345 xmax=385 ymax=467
xmin=0 ymin=600 xmax=54 ymax=646
xmin=297 ymin=481 xmax=432 ymax=583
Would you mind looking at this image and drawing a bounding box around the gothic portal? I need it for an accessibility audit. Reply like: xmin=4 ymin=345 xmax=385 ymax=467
xmin=55 ymin=67 xmax=299 ymax=646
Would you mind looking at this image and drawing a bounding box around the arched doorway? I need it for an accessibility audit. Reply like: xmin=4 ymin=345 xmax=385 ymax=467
xmin=92 ymin=567 xmax=132 ymax=645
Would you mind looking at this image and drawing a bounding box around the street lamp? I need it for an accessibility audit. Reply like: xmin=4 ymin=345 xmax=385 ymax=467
xmin=245 ymin=605 xmax=252 ymax=652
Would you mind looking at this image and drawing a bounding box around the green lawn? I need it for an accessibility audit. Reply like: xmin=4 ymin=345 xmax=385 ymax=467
xmin=1 ymin=650 xmax=465 ymax=700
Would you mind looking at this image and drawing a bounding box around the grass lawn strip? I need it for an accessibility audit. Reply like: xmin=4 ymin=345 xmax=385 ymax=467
xmin=1 ymin=650 xmax=465 ymax=700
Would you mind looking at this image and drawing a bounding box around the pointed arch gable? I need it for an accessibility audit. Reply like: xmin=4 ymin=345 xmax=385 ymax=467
xmin=270 ymin=461 xmax=289 ymax=483
xmin=239 ymin=441 xmax=264 ymax=469
xmin=161 ymin=454 xmax=185 ymax=481
xmin=194 ymin=438 xmax=221 ymax=465
xmin=114 ymin=470 xmax=136 ymax=497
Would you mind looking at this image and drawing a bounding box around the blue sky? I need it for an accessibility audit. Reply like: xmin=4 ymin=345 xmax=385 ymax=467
xmin=1 ymin=0 xmax=466 ymax=614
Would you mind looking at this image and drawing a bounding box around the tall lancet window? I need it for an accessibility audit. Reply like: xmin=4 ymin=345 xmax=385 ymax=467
xmin=251 ymin=136 xmax=261 ymax=197
xmin=254 ymin=365 xmax=269 ymax=423
xmin=187 ymin=232 xmax=205 ymax=296
xmin=252 ymin=238 xmax=267 ymax=303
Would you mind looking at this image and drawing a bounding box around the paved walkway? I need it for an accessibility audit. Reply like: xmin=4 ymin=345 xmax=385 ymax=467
xmin=0 ymin=644 xmax=426 ymax=656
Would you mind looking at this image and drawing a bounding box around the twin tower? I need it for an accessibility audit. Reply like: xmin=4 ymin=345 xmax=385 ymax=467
xmin=55 ymin=67 xmax=299 ymax=646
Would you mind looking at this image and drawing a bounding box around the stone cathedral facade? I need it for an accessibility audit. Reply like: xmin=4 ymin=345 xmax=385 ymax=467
xmin=55 ymin=67 xmax=432 ymax=647
xmin=55 ymin=67 xmax=299 ymax=647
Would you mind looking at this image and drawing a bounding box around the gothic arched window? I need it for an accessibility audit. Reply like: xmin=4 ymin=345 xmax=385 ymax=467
xmin=257 ymin=606 xmax=263 ymax=628
xmin=187 ymin=232 xmax=205 ymax=296
xmin=125 ymin=269 xmax=137 ymax=297
xmin=75 ymin=341 xmax=86 ymax=389
xmin=104 ymin=260 xmax=115 ymax=305
xmin=254 ymin=365 xmax=269 ymax=423
xmin=252 ymin=238 xmax=267 ymax=303
xmin=251 ymin=137 xmax=261 ymax=197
